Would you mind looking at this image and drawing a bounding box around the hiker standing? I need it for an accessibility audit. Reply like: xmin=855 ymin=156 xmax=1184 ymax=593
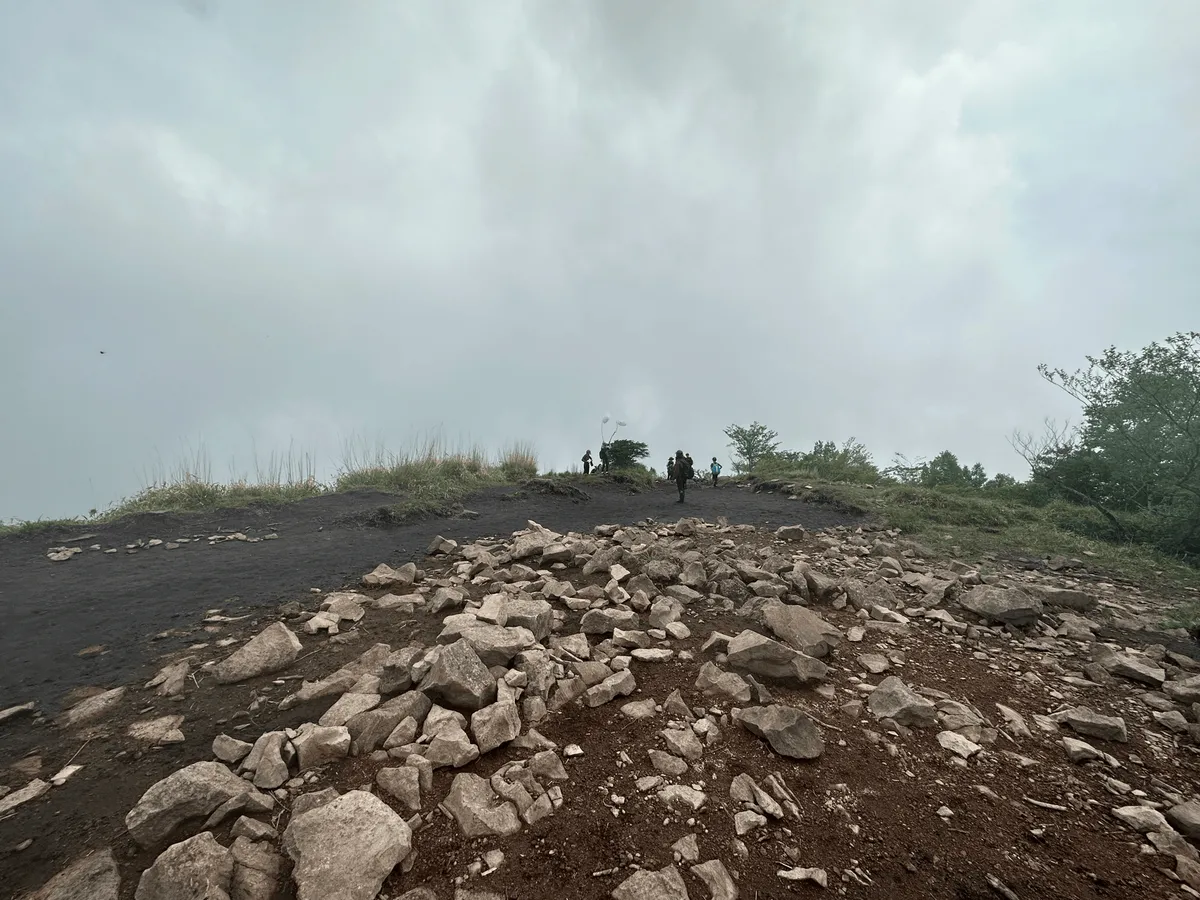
xmin=674 ymin=450 xmax=691 ymax=503
xmin=582 ymin=449 xmax=593 ymax=475
xmin=710 ymin=457 xmax=722 ymax=486
xmin=599 ymin=443 xmax=610 ymax=473
xmin=685 ymin=454 xmax=695 ymax=482
xmin=666 ymin=456 xmax=675 ymax=480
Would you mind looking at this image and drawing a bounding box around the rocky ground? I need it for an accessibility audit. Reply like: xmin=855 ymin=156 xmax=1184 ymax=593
xmin=0 ymin=479 xmax=853 ymax=715
xmin=5 ymin=485 xmax=1200 ymax=899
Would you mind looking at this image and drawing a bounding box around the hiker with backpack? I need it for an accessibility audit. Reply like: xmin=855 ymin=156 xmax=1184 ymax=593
xmin=710 ymin=457 xmax=722 ymax=486
xmin=674 ymin=450 xmax=693 ymax=502
xmin=666 ymin=456 xmax=675 ymax=480
xmin=599 ymin=443 xmax=610 ymax=473
xmin=582 ymin=449 xmax=593 ymax=475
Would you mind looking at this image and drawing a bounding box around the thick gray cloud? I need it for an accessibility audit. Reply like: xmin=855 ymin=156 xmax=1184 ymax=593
xmin=2 ymin=1 xmax=1196 ymax=520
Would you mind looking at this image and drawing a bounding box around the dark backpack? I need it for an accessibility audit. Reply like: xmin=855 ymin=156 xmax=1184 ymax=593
xmin=680 ymin=459 xmax=693 ymax=479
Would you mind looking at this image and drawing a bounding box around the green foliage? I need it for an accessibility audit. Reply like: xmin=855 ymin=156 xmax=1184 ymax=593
xmin=724 ymin=422 xmax=781 ymax=474
xmin=1022 ymin=331 xmax=1200 ymax=559
xmin=606 ymin=439 xmax=650 ymax=470
xmin=886 ymin=450 xmax=987 ymax=488
xmin=760 ymin=438 xmax=880 ymax=483
xmin=801 ymin=439 xmax=880 ymax=482
xmin=798 ymin=481 xmax=1200 ymax=603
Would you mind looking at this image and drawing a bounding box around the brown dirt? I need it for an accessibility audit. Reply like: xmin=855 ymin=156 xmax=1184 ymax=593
xmin=2 ymin=512 xmax=1197 ymax=899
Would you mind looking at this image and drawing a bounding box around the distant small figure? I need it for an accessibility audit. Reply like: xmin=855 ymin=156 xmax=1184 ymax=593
xmin=674 ymin=450 xmax=692 ymax=503
xmin=666 ymin=456 xmax=675 ymax=480
xmin=685 ymin=454 xmax=695 ymax=482
xmin=710 ymin=457 xmax=722 ymax=486
xmin=582 ymin=449 xmax=593 ymax=475
xmin=599 ymin=443 xmax=610 ymax=473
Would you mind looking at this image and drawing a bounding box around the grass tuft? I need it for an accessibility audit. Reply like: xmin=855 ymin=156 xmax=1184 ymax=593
xmin=1 ymin=433 xmax=542 ymax=535
xmin=776 ymin=480 xmax=1200 ymax=614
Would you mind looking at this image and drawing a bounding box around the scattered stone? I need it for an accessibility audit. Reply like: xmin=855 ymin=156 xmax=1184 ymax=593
xmin=530 ymin=750 xmax=569 ymax=782
xmin=377 ymin=766 xmax=422 ymax=812
xmin=471 ymin=701 xmax=522 ymax=754
xmin=126 ymin=761 xmax=265 ymax=848
xmin=958 ymin=585 xmax=1042 ymax=627
xmin=145 ymin=661 xmax=190 ymax=698
xmin=1167 ymin=800 xmax=1200 ymax=840
xmin=322 ymin=592 xmax=366 ymax=623
xmin=127 ymin=715 xmax=186 ymax=746
xmin=363 ymin=563 xmax=417 ymax=588
xmin=632 ymin=648 xmax=674 ymax=663
xmin=210 ymin=623 xmax=302 ymax=684
xmin=419 ymin=640 xmax=498 ymax=712
xmin=657 ymin=785 xmax=707 ymax=812
xmin=51 ymin=764 xmax=83 ymax=786
xmin=762 ymin=604 xmax=844 ymax=658
xmin=581 ymin=608 xmax=638 ymax=634
xmin=649 ymin=750 xmax=689 ymax=777
xmin=735 ymin=809 xmax=768 ymax=835
xmin=246 ymin=732 xmax=290 ymax=789
xmin=0 ymin=778 xmax=50 ymax=816
xmin=57 ymin=687 xmax=126 ymax=727
xmin=1061 ymin=737 xmax=1103 ymax=763
xmin=425 ymin=724 xmax=480 ymax=769
xmin=456 ymin=625 xmax=537 ymax=667
xmin=775 ymin=525 xmax=807 ymax=541
xmin=621 ymin=699 xmax=658 ymax=719
xmin=26 ymin=848 xmax=120 ymax=900
xmin=230 ymin=836 xmax=283 ymax=900
xmin=284 ymin=790 xmax=411 ymax=900
xmin=1153 ymin=710 xmax=1190 ymax=734
xmin=725 ymin=631 xmax=827 ymax=686
xmin=611 ymin=864 xmax=690 ymax=900
xmin=693 ymin=859 xmax=737 ymax=900
xmin=1107 ymin=654 xmax=1166 ymax=688
xmin=293 ymin=724 xmax=351 ymax=770
xmin=866 ymin=677 xmax=937 ymax=728
xmin=671 ymin=833 xmax=699 ymax=863
xmin=443 ymin=773 xmax=522 ymax=838
xmin=777 ymin=867 xmax=827 ymax=887
xmin=856 ymin=653 xmax=890 ymax=675
xmin=661 ymin=727 xmax=704 ymax=761
xmin=212 ymin=735 xmax=252 ymax=765
xmin=733 ymin=705 xmax=824 ymax=760
xmin=292 ymin=788 xmax=339 ymax=819
xmin=231 ymin=816 xmax=278 ymax=842
xmin=1112 ymin=805 xmax=1169 ymax=834
xmin=695 ymin=663 xmax=752 ymax=704
xmin=1065 ymin=707 xmax=1128 ymax=743
xmin=995 ymin=704 xmax=1032 ymax=739
xmin=937 ymin=731 xmax=981 ymax=759
xmin=319 ymin=692 xmax=381 ymax=728
xmin=134 ymin=831 xmax=233 ymax=900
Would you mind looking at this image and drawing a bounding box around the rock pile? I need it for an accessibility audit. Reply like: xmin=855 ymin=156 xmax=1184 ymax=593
xmin=22 ymin=515 xmax=1200 ymax=899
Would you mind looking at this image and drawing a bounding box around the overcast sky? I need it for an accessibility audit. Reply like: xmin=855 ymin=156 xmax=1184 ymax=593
xmin=2 ymin=1 xmax=1197 ymax=521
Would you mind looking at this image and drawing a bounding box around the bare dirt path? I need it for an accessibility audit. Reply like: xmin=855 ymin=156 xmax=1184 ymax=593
xmin=0 ymin=480 xmax=856 ymax=716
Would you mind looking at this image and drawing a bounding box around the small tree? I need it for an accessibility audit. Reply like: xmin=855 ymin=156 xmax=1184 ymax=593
xmin=884 ymin=453 xmax=928 ymax=484
xmin=724 ymin=422 xmax=781 ymax=474
xmin=984 ymin=473 xmax=1017 ymax=490
xmin=606 ymin=439 xmax=650 ymax=470
xmin=801 ymin=438 xmax=880 ymax=483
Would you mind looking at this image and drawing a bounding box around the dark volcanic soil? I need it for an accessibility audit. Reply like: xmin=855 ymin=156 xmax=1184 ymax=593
xmin=0 ymin=479 xmax=855 ymax=717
